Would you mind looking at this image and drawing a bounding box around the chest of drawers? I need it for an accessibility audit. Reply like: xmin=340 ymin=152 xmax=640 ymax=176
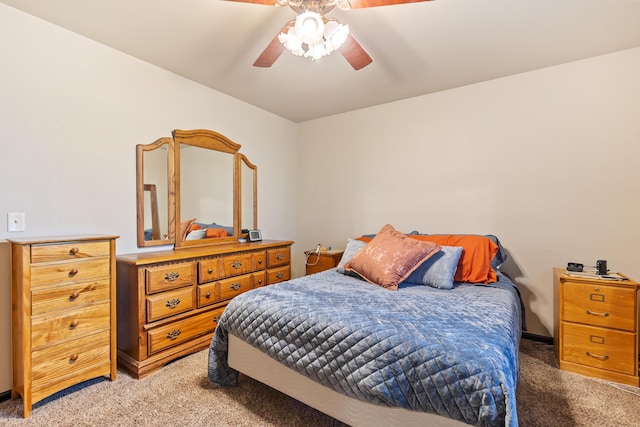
xmin=553 ymin=268 xmax=639 ymax=386
xmin=116 ymin=240 xmax=293 ymax=378
xmin=9 ymin=235 xmax=118 ymax=417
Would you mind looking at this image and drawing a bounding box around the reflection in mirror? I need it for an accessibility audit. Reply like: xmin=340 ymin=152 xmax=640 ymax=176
xmin=137 ymin=138 xmax=172 ymax=247
xmin=143 ymin=184 xmax=161 ymax=240
xmin=240 ymin=154 xmax=257 ymax=232
xmin=178 ymin=144 xmax=235 ymax=244
xmin=173 ymin=129 xmax=243 ymax=248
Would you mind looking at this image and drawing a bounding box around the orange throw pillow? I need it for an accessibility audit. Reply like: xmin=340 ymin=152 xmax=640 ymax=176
xmin=409 ymin=235 xmax=499 ymax=284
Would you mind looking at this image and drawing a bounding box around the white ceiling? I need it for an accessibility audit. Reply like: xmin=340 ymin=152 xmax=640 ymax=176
xmin=3 ymin=0 xmax=640 ymax=122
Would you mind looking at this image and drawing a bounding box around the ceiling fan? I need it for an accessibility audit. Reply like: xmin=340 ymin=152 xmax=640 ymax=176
xmin=228 ymin=0 xmax=432 ymax=70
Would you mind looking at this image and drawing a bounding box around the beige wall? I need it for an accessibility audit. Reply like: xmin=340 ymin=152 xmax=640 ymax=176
xmin=0 ymin=5 xmax=297 ymax=393
xmin=295 ymin=47 xmax=640 ymax=337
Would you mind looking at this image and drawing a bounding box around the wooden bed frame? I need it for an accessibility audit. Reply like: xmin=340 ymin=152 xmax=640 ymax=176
xmin=228 ymin=334 xmax=469 ymax=427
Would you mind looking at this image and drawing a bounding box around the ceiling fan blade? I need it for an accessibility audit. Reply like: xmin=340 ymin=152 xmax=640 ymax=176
xmin=347 ymin=0 xmax=432 ymax=9
xmin=339 ymin=34 xmax=373 ymax=70
xmin=253 ymin=23 xmax=294 ymax=68
xmin=226 ymin=0 xmax=276 ymax=5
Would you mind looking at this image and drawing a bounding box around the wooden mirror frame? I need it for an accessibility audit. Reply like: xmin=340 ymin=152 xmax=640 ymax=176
xmin=136 ymin=137 xmax=174 ymax=247
xmin=136 ymin=129 xmax=257 ymax=249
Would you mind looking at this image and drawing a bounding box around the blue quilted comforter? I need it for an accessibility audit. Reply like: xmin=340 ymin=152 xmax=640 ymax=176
xmin=208 ymin=269 xmax=521 ymax=427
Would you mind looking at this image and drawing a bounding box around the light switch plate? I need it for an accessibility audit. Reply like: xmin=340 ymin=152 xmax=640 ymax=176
xmin=8 ymin=212 xmax=26 ymax=232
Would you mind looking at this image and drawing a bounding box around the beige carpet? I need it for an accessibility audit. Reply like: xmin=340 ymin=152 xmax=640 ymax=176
xmin=1 ymin=339 xmax=639 ymax=426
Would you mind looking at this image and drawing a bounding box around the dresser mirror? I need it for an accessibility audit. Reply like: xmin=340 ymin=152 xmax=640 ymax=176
xmin=240 ymin=154 xmax=257 ymax=233
xmin=136 ymin=129 xmax=257 ymax=249
xmin=136 ymin=137 xmax=173 ymax=247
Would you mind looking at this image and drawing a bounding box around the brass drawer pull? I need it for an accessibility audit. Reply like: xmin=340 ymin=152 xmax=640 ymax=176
xmin=586 ymin=309 xmax=609 ymax=318
xmin=69 ymin=268 xmax=78 ymax=277
xmin=208 ymin=268 xmax=213 ymax=274
xmin=258 ymin=259 xmax=263 ymax=264
xmin=70 ymin=320 xmax=79 ymax=329
xmin=165 ymin=298 xmax=181 ymax=309
xmin=69 ymin=354 xmax=79 ymax=362
xmin=231 ymin=282 xmax=242 ymax=291
xmin=276 ymin=253 xmax=284 ymax=260
xmin=213 ymin=315 xmax=221 ymax=323
xmin=164 ymin=271 xmax=180 ymax=281
xmin=232 ymin=261 xmax=242 ymax=269
xmin=69 ymin=291 xmax=80 ymax=301
xmin=586 ymin=351 xmax=609 ymax=361
xmin=205 ymin=292 xmax=211 ymax=299
xmin=167 ymin=329 xmax=181 ymax=340
xmin=69 ymin=247 xmax=79 ymax=256
xmin=276 ymin=272 xmax=284 ymax=279
xmin=258 ymin=279 xmax=263 ymax=285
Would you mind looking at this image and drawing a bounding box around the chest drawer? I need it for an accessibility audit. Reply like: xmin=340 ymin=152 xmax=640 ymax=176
xmin=563 ymin=282 xmax=636 ymax=331
xmin=31 ymin=302 xmax=111 ymax=349
xmin=562 ymin=322 xmax=637 ymax=375
xmin=146 ymin=286 xmax=195 ymax=323
xmin=30 ymin=258 xmax=110 ymax=288
xmin=267 ymin=265 xmax=291 ymax=284
xmin=146 ymin=262 xmax=196 ymax=294
xmin=31 ymin=330 xmax=111 ymax=390
xmin=31 ymin=241 xmax=110 ymax=263
xmin=147 ymin=307 xmax=224 ymax=355
xmin=31 ymin=279 xmax=111 ymax=315
xmin=199 ymin=251 xmax=266 ymax=283
xmin=267 ymin=247 xmax=290 ymax=268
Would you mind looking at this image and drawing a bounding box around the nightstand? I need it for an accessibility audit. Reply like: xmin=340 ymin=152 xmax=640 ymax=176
xmin=304 ymin=249 xmax=344 ymax=275
xmin=553 ymin=267 xmax=639 ymax=386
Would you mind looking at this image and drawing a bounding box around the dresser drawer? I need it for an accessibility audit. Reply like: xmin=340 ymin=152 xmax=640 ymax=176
xmin=31 ymin=241 xmax=110 ymax=263
xmin=30 ymin=258 xmax=110 ymax=288
xmin=267 ymin=265 xmax=291 ymax=284
xmin=199 ymin=251 xmax=266 ymax=283
xmin=147 ymin=307 xmax=224 ymax=355
xmin=31 ymin=302 xmax=111 ymax=349
xmin=145 ymin=262 xmax=195 ymax=294
xmin=563 ymin=282 xmax=636 ymax=331
xmin=267 ymin=247 xmax=290 ymax=268
xmin=32 ymin=279 xmax=111 ymax=315
xmin=562 ymin=322 xmax=637 ymax=375
xmin=31 ymin=330 xmax=111 ymax=390
xmin=197 ymin=272 xmax=265 ymax=307
xmin=146 ymin=286 xmax=195 ymax=323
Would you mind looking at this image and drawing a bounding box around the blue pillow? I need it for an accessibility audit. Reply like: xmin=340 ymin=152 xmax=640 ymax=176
xmin=336 ymin=238 xmax=367 ymax=273
xmin=404 ymin=246 xmax=463 ymax=289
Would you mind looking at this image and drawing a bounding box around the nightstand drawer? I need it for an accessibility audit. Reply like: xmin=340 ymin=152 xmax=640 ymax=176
xmin=563 ymin=282 xmax=636 ymax=331
xmin=562 ymin=322 xmax=637 ymax=375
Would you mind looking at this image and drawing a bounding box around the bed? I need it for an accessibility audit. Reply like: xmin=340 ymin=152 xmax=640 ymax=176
xmin=208 ymin=225 xmax=522 ymax=427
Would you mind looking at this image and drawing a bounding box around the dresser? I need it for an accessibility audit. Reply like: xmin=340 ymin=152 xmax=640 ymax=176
xmin=304 ymin=249 xmax=344 ymax=275
xmin=553 ymin=267 xmax=639 ymax=386
xmin=116 ymin=239 xmax=293 ymax=378
xmin=9 ymin=235 xmax=118 ymax=417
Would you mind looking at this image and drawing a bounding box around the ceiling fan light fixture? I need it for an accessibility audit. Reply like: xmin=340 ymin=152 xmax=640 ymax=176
xmin=278 ymin=11 xmax=349 ymax=60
